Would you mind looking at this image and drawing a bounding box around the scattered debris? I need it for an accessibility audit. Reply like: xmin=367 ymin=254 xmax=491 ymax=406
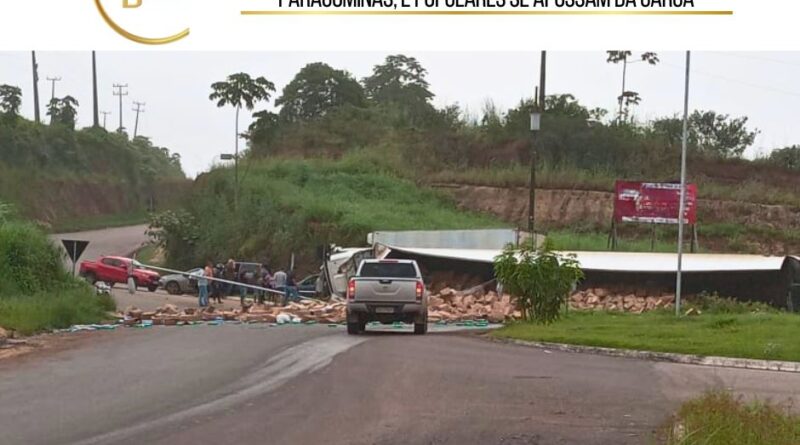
xmin=116 ymin=289 xmax=522 ymax=327
xmin=427 ymin=288 xmax=520 ymax=323
xmin=569 ymin=288 xmax=677 ymax=313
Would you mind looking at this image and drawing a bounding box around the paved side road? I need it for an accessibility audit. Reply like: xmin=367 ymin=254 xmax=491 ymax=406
xmin=51 ymin=224 xmax=150 ymax=275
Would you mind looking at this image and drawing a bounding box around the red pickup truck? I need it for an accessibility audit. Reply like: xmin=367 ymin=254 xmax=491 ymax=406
xmin=79 ymin=256 xmax=161 ymax=292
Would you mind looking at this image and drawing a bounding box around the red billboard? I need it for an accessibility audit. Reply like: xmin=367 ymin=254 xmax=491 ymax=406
xmin=614 ymin=181 xmax=697 ymax=225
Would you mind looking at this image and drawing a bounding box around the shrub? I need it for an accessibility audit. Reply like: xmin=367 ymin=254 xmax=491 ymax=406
xmin=0 ymin=219 xmax=114 ymax=334
xmin=689 ymin=292 xmax=776 ymax=315
xmin=664 ymin=391 xmax=800 ymax=445
xmin=494 ymin=240 xmax=584 ymax=324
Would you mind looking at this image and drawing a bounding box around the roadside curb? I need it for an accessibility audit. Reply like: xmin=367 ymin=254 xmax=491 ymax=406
xmin=489 ymin=336 xmax=800 ymax=373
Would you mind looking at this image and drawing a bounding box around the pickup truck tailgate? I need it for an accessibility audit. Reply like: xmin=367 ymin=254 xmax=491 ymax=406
xmin=355 ymin=278 xmax=418 ymax=303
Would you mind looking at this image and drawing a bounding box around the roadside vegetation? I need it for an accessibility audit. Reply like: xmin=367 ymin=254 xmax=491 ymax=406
xmin=148 ymin=153 xmax=502 ymax=271
xmin=0 ymin=207 xmax=114 ymax=335
xmin=494 ymin=307 xmax=800 ymax=362
xmin=151 ymin=53 xmax=800 ymax=268
xmin=0 ymin=85 xmax=187 ymax=230
xmin=663 ymin=391 xmax=800 ymax=445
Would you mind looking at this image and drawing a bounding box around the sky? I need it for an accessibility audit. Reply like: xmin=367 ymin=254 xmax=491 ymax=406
xmin=1 ymin=51 xmax=799 ymax=176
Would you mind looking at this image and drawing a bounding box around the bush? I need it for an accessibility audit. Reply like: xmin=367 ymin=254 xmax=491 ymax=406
xmin=664 ymin=391 xmax=800 ymax=445
xmin=494 ymin=240 xmax=584 ymax=324
xmin=688 ymin=292 xmax=776 ymax=315
xmin=0 ymin=219 xmax=115 ymax=334
xmin=0 ymin=221 xmax=71 ymax=295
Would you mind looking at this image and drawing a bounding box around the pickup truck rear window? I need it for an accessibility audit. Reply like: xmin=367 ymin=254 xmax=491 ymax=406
xmin=359 ymin=262 xmax=417 ymax=278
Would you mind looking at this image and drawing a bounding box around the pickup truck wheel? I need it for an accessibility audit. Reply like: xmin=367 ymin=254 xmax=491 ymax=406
xmin=414 ymin=321 xmax=428 ymax=335
xmin=148 ymin=285 xmax=159 ymax=293
xmin=84 ymin=272 xmax=97 ymax=284
xmin=347 ymin=322 xmax=362 ymax=335
xmin=165 ymin=281 xmax=181 ymax=295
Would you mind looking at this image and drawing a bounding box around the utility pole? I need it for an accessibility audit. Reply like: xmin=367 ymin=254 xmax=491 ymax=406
xmin=528 ymin=50 xmax=547 ymax=234
xmin=113 ymin=84 xmax=128 ymax=133
xmin=46 ymin=76 xmax=62 ymax=102
xmin=132 ymin=101 xmax=145 ymax=138
xmin=31 ymin=51 xmax=41 ymax=124
xmin=101 ymin=111 xmax=111 ymax=129
xmin=675 ymin=51 xmax=692 ymax=317
xmin=92 ymin=51 xmax=100 ymax=128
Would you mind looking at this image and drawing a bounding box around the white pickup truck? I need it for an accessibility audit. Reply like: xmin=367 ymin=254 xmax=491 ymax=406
xmin=346 ymin=259 xmax=428 ymax=335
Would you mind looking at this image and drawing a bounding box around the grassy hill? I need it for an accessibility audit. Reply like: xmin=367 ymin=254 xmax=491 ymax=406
xmin=0 ymin=117 xmax=187 ymax=231
xmin=150 ymin=151 xmax=503 ymax=271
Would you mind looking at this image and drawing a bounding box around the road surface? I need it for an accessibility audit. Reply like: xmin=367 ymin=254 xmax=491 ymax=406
xmin=3 ymin=225 xmax=790 ymax=444
xmin=51 ymin=224 xmax=150 ymax=275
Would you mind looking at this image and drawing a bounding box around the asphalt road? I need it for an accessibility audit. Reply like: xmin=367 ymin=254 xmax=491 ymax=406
xmin=6 ymin=225 xmax=792 ymax=444
xmin=51 ymin=224 xmax=150 ymax=275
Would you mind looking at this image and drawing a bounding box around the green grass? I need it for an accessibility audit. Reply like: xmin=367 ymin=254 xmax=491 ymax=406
xmin=170 ymin=153 xmax=506 ymax=269
xmin=548 ymin=229 xmax=683 ymax=252
xmin=494 ymin=311 xmax=800 ymax=362
xmin=135 ymin=243 xmax=162 ymax=266
xmin=664 ymin=391 xmax=800 ymax=445
xmin=51 ymin=210 xmax=150 ymax=233
xmin=0 ymin=219 xmax=116 ymax=335
xmin=0 ymin=290 xmax=115 ymax=336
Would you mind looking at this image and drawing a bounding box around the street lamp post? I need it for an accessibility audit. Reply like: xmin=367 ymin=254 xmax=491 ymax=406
xmin=528 ymin=110 xmax=541 ymax=234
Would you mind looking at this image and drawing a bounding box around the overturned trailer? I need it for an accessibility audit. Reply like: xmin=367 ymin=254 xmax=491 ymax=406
xmin=379 ymin=243 xmax=800 ymax=310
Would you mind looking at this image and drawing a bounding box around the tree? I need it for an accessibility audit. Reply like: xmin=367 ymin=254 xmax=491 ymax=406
xmin=606 ymin=51 xmax=659 ymax=122
xmin=493 ymin=240 xmax=584 ymax=324
xmin=769 ymin=145 xmax=800 ymax=170
xmin=650 ymin=111 xmax=758 ymax=158
xmin=46 ymin=96 xmax=80 ymax=129
xmin=690 ymin=110 xmax=758 ymax=158
xmin=275 ymin=62 xmax=365 ymax=123
xmin=363 ymin=54 xmax=435 ymax=126
xmin=0 ymin=84 xmax=22 ymax=118
xmin=247 ymin=110 xmax=280 ymax=149
xmin=209 ymin=73 xmax=276 ymax=208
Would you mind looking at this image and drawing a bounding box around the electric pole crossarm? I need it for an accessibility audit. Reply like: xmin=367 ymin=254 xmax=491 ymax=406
xmin=113 ymin=84 xmax=129 ymax=133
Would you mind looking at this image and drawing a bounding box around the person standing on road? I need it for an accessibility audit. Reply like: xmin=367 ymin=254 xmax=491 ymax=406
xmin=273 ymin=269 xmax=288 ymax=306
xmin=211 ymin=263 xmax=224 ymax=305
xmin=194 ymin=262 xmax=211 ymax=308
xmin=224 ymin=259 xmax=236 ymax=298
xmin=285 ymin=271 xmax=300 ymax=305
xmin=126 ymin=258 xmax=136 ymax=295
xmin=203 ymin=262 xmax=214 ymax=307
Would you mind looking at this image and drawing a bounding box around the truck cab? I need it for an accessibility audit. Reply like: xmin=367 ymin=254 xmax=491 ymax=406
xmin=346 ymin=259 xmax=428 ymax=335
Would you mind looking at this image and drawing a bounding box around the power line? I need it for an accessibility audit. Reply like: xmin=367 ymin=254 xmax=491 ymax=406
xmin=660 ymin=61 xmax=800 ymax=99
xmin=132 ymin=101 xmax=145 ymax=138
xmin=706 ymin=51 xmax=800 ymax=70
xmin=113 ymin=84 xmax=128 ymax=133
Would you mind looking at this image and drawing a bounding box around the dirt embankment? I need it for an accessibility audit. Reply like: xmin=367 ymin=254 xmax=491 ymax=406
xmin=436 ymin=184 xmax=800 ymax=254
xmin=438 ymin=184 xmax=800 ymax=230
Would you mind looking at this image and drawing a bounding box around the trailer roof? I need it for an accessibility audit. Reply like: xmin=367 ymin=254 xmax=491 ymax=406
xmin=382 ymin=245 xmax=789 ymax=273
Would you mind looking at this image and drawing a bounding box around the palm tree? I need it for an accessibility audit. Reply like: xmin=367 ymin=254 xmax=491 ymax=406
xmin=209 ymin=73 xmax=275 ymax=209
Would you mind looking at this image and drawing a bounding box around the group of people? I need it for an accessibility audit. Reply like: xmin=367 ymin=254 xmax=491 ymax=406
xmin=193 ymin=259 xmax=301 ymax=308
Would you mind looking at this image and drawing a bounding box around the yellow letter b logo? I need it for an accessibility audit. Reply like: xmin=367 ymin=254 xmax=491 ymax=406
xmin=123 ymin=0 xmax=142 ymax=8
